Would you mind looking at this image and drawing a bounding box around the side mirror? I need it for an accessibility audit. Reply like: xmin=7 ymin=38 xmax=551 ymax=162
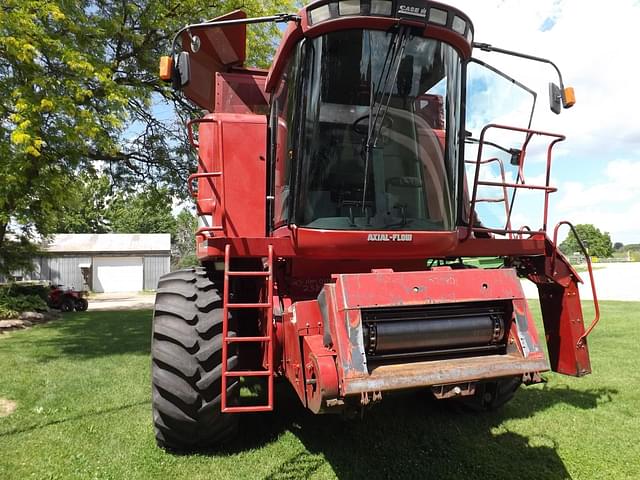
xmin=549 ymin=83 xmax=576 ymax=114
xmin=549 ymin=82 xmax=562 ymax=114
xmin=173 ymin=51 xmax=191 ymax=88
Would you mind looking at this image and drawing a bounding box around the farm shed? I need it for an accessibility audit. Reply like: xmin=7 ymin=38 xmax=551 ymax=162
xmin=1 ymin=234 xmax=171 ymax=293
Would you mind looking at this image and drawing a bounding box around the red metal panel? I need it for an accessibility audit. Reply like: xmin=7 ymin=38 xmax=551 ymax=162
xmin=272 ymin=226 xmax=459 ymax=259
xmin=538 ymin=281 xmax=591 ymax=376
xmin=180 ymin=10 xmax=247 ymax=111
xmin=215 ymin=73 xmax=268 ymax=115
xmin=334 ymin=268 xmax=526 ymax=310
xmin=219 ymin=115 xmax=266 ymax=237
xmin=282 ymin=300 xmax=324 ymax=406
xmin=198 ymin=237 xmax=295 ymax=260
xmin=269 ymin=227 xmax=548 ymax=261
xmin=282 ymin=308 xmax=306 ymax=405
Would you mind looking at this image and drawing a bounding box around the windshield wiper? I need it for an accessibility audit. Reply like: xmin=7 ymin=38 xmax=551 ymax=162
xmin=360 ymin=25 xmax=411 ymax=213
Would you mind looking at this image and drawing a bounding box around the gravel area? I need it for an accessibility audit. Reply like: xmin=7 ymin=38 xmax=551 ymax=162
xmin=88 ymin=292 xmax=155 ymax=311
xmin=521 ymin=262 xmax=640 ymax=301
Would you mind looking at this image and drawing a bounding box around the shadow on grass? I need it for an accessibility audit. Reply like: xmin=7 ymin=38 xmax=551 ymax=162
xmin=0 ymin=400 xmax=149 ymax=438
xmin=30 ymin=310 xmax=152 ymax=361
xmin=224 ymin=381 xmax=616 ymax=480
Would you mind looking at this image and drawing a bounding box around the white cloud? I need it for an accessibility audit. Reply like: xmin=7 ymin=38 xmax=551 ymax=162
xmin=550 ymin=159 xmax=640 ymax=243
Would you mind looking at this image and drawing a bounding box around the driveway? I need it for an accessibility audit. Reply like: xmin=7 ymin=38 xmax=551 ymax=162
xmin=521 ymin=262 xmax=640 ymax=301
xmin=88 ymin=292 xmax=155 ymax=311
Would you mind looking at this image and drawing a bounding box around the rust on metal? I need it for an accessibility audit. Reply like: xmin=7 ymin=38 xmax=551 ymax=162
xmin=343 ymin=354 xmax=549 ymax=395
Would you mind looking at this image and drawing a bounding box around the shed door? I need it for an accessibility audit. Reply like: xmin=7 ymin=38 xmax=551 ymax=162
xmin=93 ymin=256 xmax=143 ymax=293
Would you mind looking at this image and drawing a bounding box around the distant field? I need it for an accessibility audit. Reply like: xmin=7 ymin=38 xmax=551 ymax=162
xmin=0 ymin=303 xmax=638 ymax=479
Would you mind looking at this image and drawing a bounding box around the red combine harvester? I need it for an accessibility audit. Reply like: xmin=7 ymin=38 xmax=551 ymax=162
xmin=153 ymin=0 xmax=600 ymax=450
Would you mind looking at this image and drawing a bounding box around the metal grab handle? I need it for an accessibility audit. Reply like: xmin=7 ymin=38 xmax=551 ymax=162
xmin=187 ymin=171 xmax=222 ymax=198
xmin=187 ymin=118 xmax=217 ymax=149
xmin=552 ymin=221 xmax=601 ymax=347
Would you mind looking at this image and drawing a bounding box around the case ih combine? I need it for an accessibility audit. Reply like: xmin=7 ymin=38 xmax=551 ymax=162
xmin=152 ymin=0 xmax=600 ymax=450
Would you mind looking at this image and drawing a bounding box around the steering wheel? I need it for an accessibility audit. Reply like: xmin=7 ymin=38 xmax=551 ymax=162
xmin=352 ymin=114 xmax=393 ymax=136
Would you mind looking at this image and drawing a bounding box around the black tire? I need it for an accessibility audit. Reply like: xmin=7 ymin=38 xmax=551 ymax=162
xmin=459 ymin=376 xmax=522 ymax=412
xmin=75 ymin=298 xmax=89 ymax=312
xmin=60 ymin=297 xmax=75 ymax=312
xmin=151 ymin=268 xmax=238 ymax=451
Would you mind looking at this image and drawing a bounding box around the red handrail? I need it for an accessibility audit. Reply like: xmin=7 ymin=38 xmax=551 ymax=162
xmin=552 ymin=221 xmax=601 ymax=348
xmin=465 ymin=124 xmax=565 ymax=241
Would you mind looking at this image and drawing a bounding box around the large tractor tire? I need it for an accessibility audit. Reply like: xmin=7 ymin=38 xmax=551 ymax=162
xmin=460 ymin=376 xmax=522 ymax=412
xmin=151 ymin=268 xmax=238 ymax=451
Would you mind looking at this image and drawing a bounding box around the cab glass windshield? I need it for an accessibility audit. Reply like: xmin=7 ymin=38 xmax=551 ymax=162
xmin=296 ymin=28 xmax=462 ymax=231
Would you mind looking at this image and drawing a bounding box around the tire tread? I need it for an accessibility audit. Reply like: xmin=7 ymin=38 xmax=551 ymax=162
xmin=151 ymin=268 xmax=238 ymax=451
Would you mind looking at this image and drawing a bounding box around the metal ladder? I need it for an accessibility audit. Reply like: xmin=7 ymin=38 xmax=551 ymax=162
xmin=220 ymin=243 xmax=274 ymax=413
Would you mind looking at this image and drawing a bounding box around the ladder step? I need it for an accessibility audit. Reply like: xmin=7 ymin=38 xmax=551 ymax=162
xmin=224 ymin=370 xmax=271 ymax=377
xmin=226 ymin=303 xmax=271 ymax=309
xmin=222 ymin=405 xmax=273 ymax=413
xmin=225 ymin=336 xmax=270 ymax=343
xmin=227 ymin=271 xmax=270 ymax=277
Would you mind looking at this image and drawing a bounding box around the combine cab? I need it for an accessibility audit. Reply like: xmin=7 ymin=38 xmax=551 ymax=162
xmin=151 ymin=1 xmax=599 ymax=450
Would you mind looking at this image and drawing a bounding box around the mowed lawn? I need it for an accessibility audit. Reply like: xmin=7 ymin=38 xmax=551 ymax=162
xmin=0 ymin=302 xmax=639 ymax=480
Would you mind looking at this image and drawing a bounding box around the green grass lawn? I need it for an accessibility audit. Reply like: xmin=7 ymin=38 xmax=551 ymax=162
xmin=1 ymin=302 xmax=639 ymax=480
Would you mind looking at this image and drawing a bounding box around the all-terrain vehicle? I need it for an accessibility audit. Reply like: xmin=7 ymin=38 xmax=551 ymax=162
xmin=47 ymin=284 xmax=89 ymax=312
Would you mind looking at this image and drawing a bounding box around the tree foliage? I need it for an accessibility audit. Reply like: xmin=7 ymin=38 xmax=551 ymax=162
xmin=49 ymin=172 xmax=112 ymax=234
xmin=0 ymin=0 xmax=294 ymax=274
xmin=172 ymin=209 xmax=198 ymax=269
xmin=107 ymin=189 xmax=177 ymax=236
xmin=559 ymin=224 xmax=614 ymax=258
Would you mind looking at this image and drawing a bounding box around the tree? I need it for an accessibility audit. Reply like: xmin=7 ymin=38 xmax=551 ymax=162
xmin=107 ymin=189 xmax=177 ymax=236
xmin=172 ymin=209 xmax=198 ymax=269
xmin=50 ymin=172 xmax=112 ymax=233
xmin=613 ymin=242 xmax=624 ymax=251
xmin=0 ymin=0 xmax=294 ymax=275
xmin=559 ymin=224 xmax=614 ymax=258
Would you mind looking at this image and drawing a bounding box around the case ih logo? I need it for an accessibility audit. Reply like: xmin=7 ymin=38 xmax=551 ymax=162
xmin=367 ymin=233 xmax=414 ymax=242
xmin=397 ymin=3 xmax=428 ymax=19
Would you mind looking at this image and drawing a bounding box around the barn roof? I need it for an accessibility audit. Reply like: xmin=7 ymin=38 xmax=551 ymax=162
xmin=45 ymin=234 xmax=171 ymax=254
